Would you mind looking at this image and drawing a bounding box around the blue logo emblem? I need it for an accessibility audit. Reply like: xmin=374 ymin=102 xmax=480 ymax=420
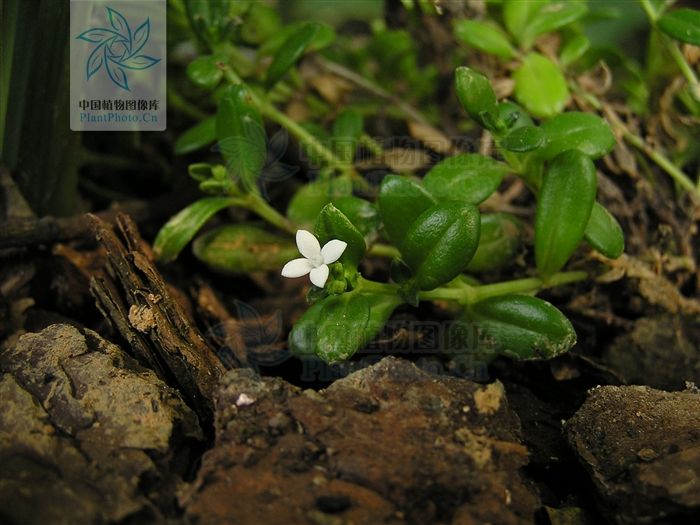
xmin=76 ymin=6 xmax=160 ymax=91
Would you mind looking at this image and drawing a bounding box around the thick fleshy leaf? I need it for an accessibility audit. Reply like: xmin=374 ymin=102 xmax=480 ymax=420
xmin=193 ymin=224 xmax=299 ymax=273
xmin=500 ymin=125 xmax=545 ymax=152
xmin=539 ymin=112 xmax=616 ymax=160
xmin=332 ymin=196 xmax=380 ymax=240
xmin=454 ymin=66 xmax=500 ymax=130
xmin=289 ymin=292 xmax=400 ymax=363
xmin=514 ymin=53 xmax=569 ymax=118
xmin=466 ymin=213 xmax=523 ymax=272
xmin=186 ymin=54 xmax=224 ymax=89
xmin=467 ymin=294 xmax=576 ymax=360
xmin=503 ymin=0 xmax=545 ymax=41
xmin=535 ymin=150 xmax=597 ymax=277
xmin=265 ymin=22 xmax=320 ymax=88
xmin=286 ymin=178 xmax=352 ymax=228
xmin=216 ymin=84 xmax=266 ymax=191
xmin=497 ymin=101 xmax=534 ymax=130
xmin=423 ymin=154 xmax=509 ymax=204
xmin=378 ymin=175 xmax=436 ymax=249
xmin=332 ymin=109 xmax=363 ymax=163
xmin=658 ymin=9 xmax=700 ymax=46
xmin=154 ymin=197 xmax=238 ymax=262
xmin=560 ymin=35 xmax=591 ymax=67
xmin=175 ymin=117 xmax=216 ymax=155
xmin=454 ymin=19 xmax=517 ymax=59
xmin=315 ymin=204 xmax=366 ymax=267
xmin=583 ymin=202 xmax=624 ymax=259
xmin=402 ymin=202 xmax=481 ymax=290
xmin=504 ymin=0 xmax=587 ymax=50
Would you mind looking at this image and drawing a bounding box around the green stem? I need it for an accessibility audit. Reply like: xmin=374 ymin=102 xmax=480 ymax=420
xmin=570 ymin=80 xmax=699 ymax=197
xmin=368 ymin=243 xmax=400 ymax=258
xmin=639 ymin=0 xmax=700 ymax=101
xmin=358 ymin=271 xmax=587 ymax=305
xmin=243 ymin=192 xmax=296 ymax=235
xmin=167 ymin=85 xmax=208 ymax=121
xmin=221 ymin=67 xmax=356 ymax=181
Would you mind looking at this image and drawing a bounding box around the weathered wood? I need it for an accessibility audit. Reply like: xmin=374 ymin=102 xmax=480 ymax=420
xmin=87 ymin=213 xmax=224 ymax=419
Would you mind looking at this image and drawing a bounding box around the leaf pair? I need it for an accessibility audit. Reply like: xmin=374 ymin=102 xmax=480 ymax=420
xmin=378 ymin=175 xmax=480 ymax=291
xmin=289 ymin=292 xmax=401 ymax=363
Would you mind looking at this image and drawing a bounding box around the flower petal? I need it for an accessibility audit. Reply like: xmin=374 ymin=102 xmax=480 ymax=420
xmin=281 ymin=258 xmax=313 ymax=278
xmin=296 ymin=230 xmax=321 ymax=260
xmin=309 ymin=264 xmax=330 ymax=288
xmin=321 ymin=239 xmax=348 ymax=264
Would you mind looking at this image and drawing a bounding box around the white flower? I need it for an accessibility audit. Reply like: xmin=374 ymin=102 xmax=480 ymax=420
xmin=281 ymin=230 xmax=347 ymax=288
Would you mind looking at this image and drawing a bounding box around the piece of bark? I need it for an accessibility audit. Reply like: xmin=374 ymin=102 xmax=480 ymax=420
xmin=182 ymin=357 xmax=539 ymax=525
xmin=87 ymin=212 xmax=224 ymax=418
xmin=0 ymin=324 xmax=203 ymax=524
xmin=565 ymin=385 xmax=700 ymax=524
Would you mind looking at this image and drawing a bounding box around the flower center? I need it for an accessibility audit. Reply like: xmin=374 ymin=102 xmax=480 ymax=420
xmin=309 ymin=255 xmax=324 ymax=268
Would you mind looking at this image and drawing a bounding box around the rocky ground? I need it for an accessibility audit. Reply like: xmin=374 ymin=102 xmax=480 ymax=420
xmin=2 ymin=322 xmax=700 ymax=524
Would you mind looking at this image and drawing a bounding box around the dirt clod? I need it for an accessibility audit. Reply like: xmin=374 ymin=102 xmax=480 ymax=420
xmin=565 ymin=385 xmax=700 ymax=524
xmin=0 ymin=324 xmax=203 ymax=524
xmin=182 ymin=357 xmax=538 ymax=525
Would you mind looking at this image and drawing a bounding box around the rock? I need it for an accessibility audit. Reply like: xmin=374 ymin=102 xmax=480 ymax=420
xmin=182 ymin=357 xmax=538 ymax=525
xmin=0 ymin=324 xmax=203 ymax=524
xmin=604 ymin=315 xmax=700 ymax=390
xmin=565 ymin=385 xmax=700 ymax=524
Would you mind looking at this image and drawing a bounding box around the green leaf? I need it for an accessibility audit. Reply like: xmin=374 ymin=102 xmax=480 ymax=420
xmin=497 ymin=101 xmax=534 ymax=130
xmin=175 ymin=117 xmax=216 ymax=155
xmin=378 ymin=175 xmax=436 ymax=249
xmin=521 ymin=1 xmax=587 ymax=49
xmin=514 ymin=53 xmax=569 ymax=118
xmin=315 ymin=204 xmax=366 ymax=267
xmin=454 ymin=66 xmax=500 ymax=130
xmin=290 ymin=292 xmax=401 ymax=363
xmin=259 ymin=21 xmax=335 ymax=56
xmin=500 ymin=125 xmax=545 ymax=152
xmin=332 ymin=196 xmax=380 ymax=240
xmin=503 ymin=0 xmax=546 ymax=42
xmin=466 ymin=213 xmax=523 ymax=272
xmin=504 ymin=0 xmax=587 ymax=50
xmin=468 ymin=294 xmax=576 ymax=360
xmin=560 ymin=35 xmax=591 ymax=67
xmin=539 ymin=112 xmax=616 ymax=160
xmin=658 ymin=9 xmax=700 ymax=46
xmin=402 ymin=202 xmax=481 ymax=290
xmin=239 ymin=2 xmax=281 ymax=45
xmin=153 ymin=197 xmax=238 ymax=263
xmin=583 ymin=202 xmax=624 ymax=259
xmin=535 ymin=150 xmax=597 ymax=277
xmin=454 ymin=19 xmax=517 ymax=59
xmin=216 ymin=84 xmax=266 ymax=191
xmin=423 ymin=154 xmax=509 ymax=204
xmin=286 ymin=178 xmax=352 ymax=229
xmin=332 ymin=109 xmax=364 ymax=163
xmin=192 ymin=224 xmax=298 ymax=273
xmin=265 ymin=22 xmax=320 ymax=88
xmin=186 ymin=54 xmax=224 ymax=89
